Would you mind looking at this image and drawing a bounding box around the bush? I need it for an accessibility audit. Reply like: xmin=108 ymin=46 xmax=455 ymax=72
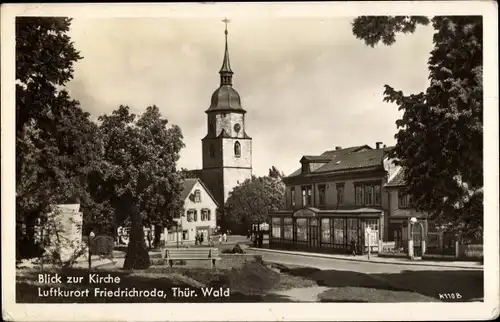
xmin=232 ymin=244 xmax=244 ymax=254
xmin=227 ymin=259 xmax=280 ymax=296
xmin=221 ymin=243 xmax=245 ymax=254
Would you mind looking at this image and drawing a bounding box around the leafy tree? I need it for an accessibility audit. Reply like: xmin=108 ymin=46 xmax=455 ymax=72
xmin=352 ymin=16 xmax=483 ymax=238
xmin=96 ymin=105 xmax=184 ymax=269
xmin=15 ymin=17 xmax=103 ymax=258
xmin=268 ymin=166 xmax=285 ymax=179
xmin=225 ymin=175 xmax=285 ymax=235
xmin=179 ymin=168 xmax=201 ymax=180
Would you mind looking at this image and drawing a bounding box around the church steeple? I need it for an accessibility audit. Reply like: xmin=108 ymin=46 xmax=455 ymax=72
xmin=219 ymin=18 xmax=233 ymax=86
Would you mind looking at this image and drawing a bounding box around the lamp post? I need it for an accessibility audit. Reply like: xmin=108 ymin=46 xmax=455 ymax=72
xmin=176 ymin=221 xmax=179 ymax=249
xmin=409 ymin=217 xmax=419 ymax=259
xmin=410 ymin=217 xmax=426 ymax=257
xmin=366 ymin=226 xmax=372 ymax=260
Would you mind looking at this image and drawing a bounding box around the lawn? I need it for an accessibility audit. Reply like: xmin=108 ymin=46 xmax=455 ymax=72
xmin=268 ymin=263 xmax=483 ymax=302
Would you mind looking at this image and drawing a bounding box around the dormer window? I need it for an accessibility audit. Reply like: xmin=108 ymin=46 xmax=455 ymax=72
xmin=194 ymin=189 xmax=201 ymax=203
xmin=301 ymin=161 xmax=310 ymax=174
xmin=234 ymin=141 xmax=241 ymax=158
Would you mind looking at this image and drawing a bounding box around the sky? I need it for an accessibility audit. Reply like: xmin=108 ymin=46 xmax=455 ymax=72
xmin=66 ymin=17 xmax=435 ymax=177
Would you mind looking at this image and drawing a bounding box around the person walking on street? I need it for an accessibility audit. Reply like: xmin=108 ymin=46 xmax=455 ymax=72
xmin=222 ymin=232 xmax=227 ymax=243
xmin=351 ymin=239 xmax=357 ymax=256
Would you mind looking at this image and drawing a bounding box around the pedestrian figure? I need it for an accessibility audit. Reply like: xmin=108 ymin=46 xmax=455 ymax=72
xmin=200 ymin=233 xmax=204 ymax=245
xmin=223 ymin=232 xmax=227 ymax=243
xmin=160 ymin=233 xmax=165 ymax=247
xmin=147 ymin=230 xmax=152 ymax=250
xmin=247 ymin=230 xmax=251 ymax=239
xmin=351 ymin=239 xmax=357 ymax=256
xmin=218 ymin=234 xmax=222 ymax=244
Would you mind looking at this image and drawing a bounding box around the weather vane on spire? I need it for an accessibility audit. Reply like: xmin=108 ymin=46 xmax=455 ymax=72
xmin=222 ymin=17 xmax=230 ymax=34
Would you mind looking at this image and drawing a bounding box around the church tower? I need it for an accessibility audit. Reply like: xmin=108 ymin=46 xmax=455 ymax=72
xmin=201 ymin=19 xmax=252 ymax=214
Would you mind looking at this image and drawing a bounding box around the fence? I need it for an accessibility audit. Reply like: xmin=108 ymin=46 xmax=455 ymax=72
xmin=457 ymin=243 xmax=483 ymax=261
xmin=425 ymin=231 xmax=456 ymax=256
xmin=378 ymin=241 xmax=407 ymax=257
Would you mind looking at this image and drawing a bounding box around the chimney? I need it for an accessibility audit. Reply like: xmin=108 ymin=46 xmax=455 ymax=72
xmin=376 ymin=142 xmax=383 ymax=150
xmin=335 ymin=146 xmax=342 ymax=150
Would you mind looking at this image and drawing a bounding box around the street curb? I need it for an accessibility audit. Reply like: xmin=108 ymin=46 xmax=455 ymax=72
xmin=249 ymin=248 xmax=483 ymax=270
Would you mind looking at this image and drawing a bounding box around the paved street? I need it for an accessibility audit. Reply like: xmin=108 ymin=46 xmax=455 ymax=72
xmin=247 ymin=248 xmax=476 ymax=273
xmin=247 ymin=248 xmax=484 ymax=302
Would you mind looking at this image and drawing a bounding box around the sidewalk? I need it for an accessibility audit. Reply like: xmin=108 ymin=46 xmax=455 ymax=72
xmin=248 ymin=247 xmax=483 ymax=270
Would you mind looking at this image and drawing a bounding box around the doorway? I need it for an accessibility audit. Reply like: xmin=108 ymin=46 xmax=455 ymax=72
xmin=309 ymin=224 xmax=319 ymax=249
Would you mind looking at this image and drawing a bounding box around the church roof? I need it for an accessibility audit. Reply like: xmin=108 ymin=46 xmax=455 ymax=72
xmin=207 ymin=86 xmax=246 ymax=113
xmin=206 ymin=19 xmax=246 ymax=114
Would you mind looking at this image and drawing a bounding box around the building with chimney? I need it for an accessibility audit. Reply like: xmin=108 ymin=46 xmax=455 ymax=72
xmin=269 ymin=143 xmax=399 ymax=254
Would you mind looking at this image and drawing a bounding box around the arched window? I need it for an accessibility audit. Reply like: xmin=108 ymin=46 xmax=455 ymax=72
xmin=209 ymin=144 xmax=215 ymax=158
xmin=234 ymin=141 xmax=241 ymax=158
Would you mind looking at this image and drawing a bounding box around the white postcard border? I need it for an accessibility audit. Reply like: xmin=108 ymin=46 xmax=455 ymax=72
xmin=2 ymin=2 xmax=498 ymax=321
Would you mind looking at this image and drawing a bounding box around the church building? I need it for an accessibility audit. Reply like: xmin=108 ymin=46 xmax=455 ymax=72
xmin=187 ymin=20 xmax=253 ymax=223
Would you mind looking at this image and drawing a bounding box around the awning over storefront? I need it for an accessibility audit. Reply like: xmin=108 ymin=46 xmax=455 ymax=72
xmin=271 ymin=207 xmax=384 ymax=218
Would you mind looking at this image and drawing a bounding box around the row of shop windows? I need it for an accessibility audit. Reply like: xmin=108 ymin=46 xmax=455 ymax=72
xmin=271 ymin=217 xmax=379 ymax=245
xmin=289 ymin=182 xmax=382 ymax=208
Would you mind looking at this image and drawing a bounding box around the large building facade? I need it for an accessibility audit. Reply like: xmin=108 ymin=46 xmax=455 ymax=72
xmin=269 ymin=143 xmax=400 ymax=254
xmin=189 ymin=22 xmax=253 ymax=221
xmin=166 ymin=178 xmax=219 ymax=245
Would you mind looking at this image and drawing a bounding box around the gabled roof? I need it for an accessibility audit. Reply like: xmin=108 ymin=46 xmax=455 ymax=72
xmin=180 ymin=178 xmax=219 ymax=207
xmin=180 ymin=178 xmax=198 ymax=201
xmin=321 ymin=145 xmax=371 ymax=157
xmin=315 ymin=149 xmax=388 ymax=173
xmin=286 ymin=145 xmax=394 ymax=178
xmin=385 ymin=168 xmax=406 ymax=187
xmin=300 ymin=156 xmax=333 ymax=162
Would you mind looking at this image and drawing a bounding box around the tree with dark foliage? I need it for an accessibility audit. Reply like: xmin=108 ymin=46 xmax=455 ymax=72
xmin=16 ymin=17 xmax=102 ymax=259
xmin=96 ymin=105 xmax=185 ymax=269
xmin=225 ymin=175 xmax=285 ymax=235
xmin=268 ymin=166 xmax=285 ymax=179
xmin=352 ymin=16 xmax=483 ymax=239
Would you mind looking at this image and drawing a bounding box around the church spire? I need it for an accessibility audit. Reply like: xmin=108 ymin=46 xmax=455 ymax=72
xmin=219 ymin=18 xmax=233 ymax=86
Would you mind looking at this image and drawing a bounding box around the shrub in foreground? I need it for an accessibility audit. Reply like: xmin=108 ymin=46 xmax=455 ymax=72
xmin=227 ymin=259 xmax=280 ymax=296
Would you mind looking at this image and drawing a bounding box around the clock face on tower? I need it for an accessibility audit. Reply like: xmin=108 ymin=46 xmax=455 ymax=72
xmin=234 ymin=123 xmax=241 ymax=133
